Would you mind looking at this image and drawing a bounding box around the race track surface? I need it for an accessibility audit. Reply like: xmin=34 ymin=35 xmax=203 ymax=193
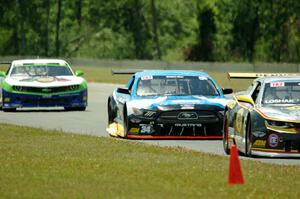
xmin=0 ymin=83 xmax=299 ymax=165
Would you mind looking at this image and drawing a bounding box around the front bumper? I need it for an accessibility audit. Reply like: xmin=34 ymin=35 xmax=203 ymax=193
xmin=126 ymin=112 xmax=224 ymax=139
xmin=251 ymin=131 xmax=300 ymax=157
xmin=2 ymin=89 xmax=87 ymax=108
xmin=251 ymin=149 xmax=300 ymax=158
xmin=127 ymin=135 xmax=222 ymax=139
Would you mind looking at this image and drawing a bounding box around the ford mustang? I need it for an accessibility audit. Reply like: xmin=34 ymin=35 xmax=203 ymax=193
xmin=0 ymin=59 xmax=87 ymax=111
xmin=224 ymin=73 xmax=300 ymax=157
xmin=107 ymin=70 xmax=232 ymax=139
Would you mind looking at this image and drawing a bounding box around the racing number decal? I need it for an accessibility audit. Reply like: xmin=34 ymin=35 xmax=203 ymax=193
xmin=235 ymin=108 xmax=245 ymax=134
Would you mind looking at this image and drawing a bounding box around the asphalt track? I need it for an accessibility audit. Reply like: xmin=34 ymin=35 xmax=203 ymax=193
xmin=0 ymin=83 xmax=299 ymax=165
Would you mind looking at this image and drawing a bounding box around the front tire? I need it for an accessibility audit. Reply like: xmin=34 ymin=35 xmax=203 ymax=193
xmin=123 ymin=107 xmax=129 ymax=138
xmin=2 ymin=107 xmax=16 ymax=112
xmin=107 ymin=98 xmax=115 ymax=125
xmin=64 ymin=107 xmax=86 ymax=111
xmin=223 ymin=111 xmax=230 ymax=155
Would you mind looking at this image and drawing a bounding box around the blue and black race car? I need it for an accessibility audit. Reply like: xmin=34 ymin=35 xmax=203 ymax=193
xmin=107 ymin=70 xmax=232 ymax=139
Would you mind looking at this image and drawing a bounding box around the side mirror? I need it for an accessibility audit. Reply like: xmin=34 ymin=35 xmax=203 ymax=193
xmin=236 ymin=95 xmax=254 ymax=105
xmin=0 ymin=71 xmax=6 ymax=77
xmin=75 ymin=70 xmax=84 ymax=77
xmin=117 ymin=88 xmax=130 ymax=95
xmin=222 ymin=88 xmax=233 ymax=95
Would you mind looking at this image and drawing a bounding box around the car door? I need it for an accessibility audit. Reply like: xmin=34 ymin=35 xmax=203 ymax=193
xmin=234 ymin=81 xmax=261 ymax=149
xmin=115 ymin=75 xmax=135 ymax=120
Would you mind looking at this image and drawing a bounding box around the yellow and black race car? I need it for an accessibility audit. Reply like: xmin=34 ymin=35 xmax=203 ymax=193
xmin=224 ymin=73 xmax=300 ymax=157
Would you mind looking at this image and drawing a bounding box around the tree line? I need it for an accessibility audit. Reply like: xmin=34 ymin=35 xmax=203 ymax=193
xmin=0 ymin=0 xmax=299 ymax=62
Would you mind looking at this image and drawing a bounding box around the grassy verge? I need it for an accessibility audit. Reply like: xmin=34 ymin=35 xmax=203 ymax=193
xmin=0 ymin=123 xmax=299 ymax=198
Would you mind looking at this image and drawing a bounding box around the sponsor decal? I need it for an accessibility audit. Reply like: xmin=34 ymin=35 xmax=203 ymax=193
xmin=235 ymin=108 xmax=244 ymax=133
xmin=253 ymin=140 xmax=266 ymax=147
xmin=55 ymin=77 xmax=70 ymax=82
xmin=129 ymin=127 xmax=140 ymax=134
xmin=252 ymin=131 xmax=266 ymax=138
xmin=178 ymin=112 xmax=198 ymax=120
xmin=174 ymin=123 xmax=202 ymax=127
xmin=140 ymin=124 xmax=153 ymax=134
xmin=268 ymin=134 xmax=279 ymax=148
xmin=270 ymin=82 xmax=285 ymax=87
xmin=286 ymin=106 xmax=300 ymax=111
xmin=36 ymin=77 xmax=55 ymax=83
xmin=141 ymin=76 xmax=153 ymax=80
xmin=198 ymin=77 xmax=208 ymax=80
xmin=181 ymin=105 xmax=195 ymax=109
xmin=166 ymin=76 xmax=184 ymax=78
xmin=264 ymin=99 xmax=294 ymax=104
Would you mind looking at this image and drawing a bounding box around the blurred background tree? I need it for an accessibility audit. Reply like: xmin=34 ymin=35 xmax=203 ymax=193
xmin=0 ymin=0 xmax=299 ymax=62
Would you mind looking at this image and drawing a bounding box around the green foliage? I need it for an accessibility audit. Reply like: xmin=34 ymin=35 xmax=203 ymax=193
xmin=0 ymin=0 xmax=300 ymax=62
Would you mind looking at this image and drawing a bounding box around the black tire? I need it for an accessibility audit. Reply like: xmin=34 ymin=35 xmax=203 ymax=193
xmin=107 ymin=98 xmax=115 ymax=125
xmin=64 ymin=107 xmax=86 ymax=111
xmin=123 ymin=106 xmax=129 ymax=138
xmin=223 ymin=111 xmax=230 ymax=155
xmin=245 ymin=116 xmax=252 ymax=157
xmin=2 ymin=107 xmax=16 ymax=112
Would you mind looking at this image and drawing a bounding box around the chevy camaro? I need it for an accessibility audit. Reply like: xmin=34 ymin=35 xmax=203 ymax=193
xmin=0 ymin=59 xmax=87 ymax=111
xmin=107 ymin=70 xmax=232 ymax=139
xmin=224 ymin=73 xmax=300 ymax=157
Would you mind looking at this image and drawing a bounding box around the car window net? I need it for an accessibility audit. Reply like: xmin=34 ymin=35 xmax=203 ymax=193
xmin=136 ymin=76 xmax=219 ymax=96
xmin=10 ymin=65 xmax=73 ymax=77
xmin=263 ymin=82 xmax=300 ymax=104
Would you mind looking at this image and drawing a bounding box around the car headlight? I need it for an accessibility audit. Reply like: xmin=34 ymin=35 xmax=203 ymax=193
xmin=132 ymin=107 xmax=157 ymax=118
xmin=132 ymin=107 xmax=143 ymax=116
xmin=266 ymin=120 xmax=295 ymax=129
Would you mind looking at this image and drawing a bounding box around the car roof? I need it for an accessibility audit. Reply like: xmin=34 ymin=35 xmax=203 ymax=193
xmin=256 ymin=76 xmax=300 ymax=84
xmin=134 ymin=70 xmax=211 ymax=78
xmin=11 ymin=59 xmax=69 ymax=66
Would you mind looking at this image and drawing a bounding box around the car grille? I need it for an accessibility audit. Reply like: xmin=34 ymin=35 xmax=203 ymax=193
xmin=155 ymin=123 xmax=222 ymax=136
xmin=158 ymin=110 xmax=219 ymax=123
xmin=13 ymin=85 xmax=80 ymax=93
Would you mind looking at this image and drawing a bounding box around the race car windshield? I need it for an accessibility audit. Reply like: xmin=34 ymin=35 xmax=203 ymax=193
xmin=10 ymin=65 xmax=73 ymax=77
xmin=136 ymin=76 xmax=219 ymax=96
xmin=263 ymin=81 xmax=300 ymax=104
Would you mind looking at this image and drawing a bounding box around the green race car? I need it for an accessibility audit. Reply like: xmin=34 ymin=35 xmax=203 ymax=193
xmin=0 ymin=59 xmax=87 ymax=111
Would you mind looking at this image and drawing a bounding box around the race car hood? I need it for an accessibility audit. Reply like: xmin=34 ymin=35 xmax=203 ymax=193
xmin=129 ymin=95 xmax=228 ymax=111
xmin=5 ymin=76 xmax=84 ymax=87
xmin=257 ymin=105 xmax=300 ymax=121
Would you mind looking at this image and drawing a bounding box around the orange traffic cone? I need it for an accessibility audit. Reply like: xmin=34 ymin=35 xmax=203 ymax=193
xmin=228 ymin=144 xmax=244 ymax=185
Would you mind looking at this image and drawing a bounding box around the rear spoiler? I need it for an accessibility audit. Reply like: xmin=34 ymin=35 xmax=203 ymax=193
xmin=227 ymin=72 xmax=300 ymax=80
xmin=111 ymin=69 xmax=143 ymax=75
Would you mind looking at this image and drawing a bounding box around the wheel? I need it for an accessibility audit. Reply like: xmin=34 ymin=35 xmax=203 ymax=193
xmin=123 ymin=106 xmax=129 ymax=138
xmin=107 ymin=98 xmax=115 ymax=125
xmin=64 ymin=107 xmax=86 ymax=111
xmin=2 ymin=107 xmax=16 ymax=112
xmin=223 ymin=111 xmax=230 ymax=155
xmin=245 ymin=116 xmax=252 ymax=157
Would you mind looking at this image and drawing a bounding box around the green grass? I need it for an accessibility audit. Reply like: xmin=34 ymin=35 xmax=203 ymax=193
xmin=0 ymin=123 xmax=299 ymax=198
